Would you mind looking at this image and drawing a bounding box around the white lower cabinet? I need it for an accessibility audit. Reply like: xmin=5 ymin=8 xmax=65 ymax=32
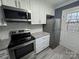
xmin=36 ymin=35 xmax=50 ymax=54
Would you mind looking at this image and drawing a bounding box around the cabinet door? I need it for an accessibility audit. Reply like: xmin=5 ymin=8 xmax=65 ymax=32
xmin=19 ymin=0 xmax=31 ymax=11
xmin=40 ymin=9 xmax=46 ymax=24
xmin=19 ymin=0 xmax=26 ymax=10
xmin=42 ymin=35 xmax=50 ymax=48
xmin=36 ymin=38 xmax=44 ymax=53
xmin=2 ymin=0 xmax=16 ymax=7
xmin=31 ymin=0 xmax=40 ymax=24
xmin=30 ymin=0 xmax=46 ymax=24
xmin=36 ymin=35 xmax=50 ymax=53
xmin=39 ymin=2 xmax=46 ymax=24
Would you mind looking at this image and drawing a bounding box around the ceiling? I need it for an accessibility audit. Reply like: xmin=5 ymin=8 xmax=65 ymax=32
xmin=44 ymin=0 xmax=78 ymax=8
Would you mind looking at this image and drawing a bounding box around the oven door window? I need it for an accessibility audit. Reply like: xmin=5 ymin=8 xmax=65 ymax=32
xmin=14 ymin=43 xmax=34 ymax=59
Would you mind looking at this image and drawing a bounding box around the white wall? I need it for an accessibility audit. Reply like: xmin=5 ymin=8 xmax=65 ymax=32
xmin=43 ymin=1 xmax=55 ymax=15
xmin=30 ymin=24 xmax=43 ymax=33
xmin=46 ymin=5 xmax=55 ymax=15
xmin=55 ymin=0 xmax=78 ymax=9
xmin=60 ymin=6 xmax=79 ymax=54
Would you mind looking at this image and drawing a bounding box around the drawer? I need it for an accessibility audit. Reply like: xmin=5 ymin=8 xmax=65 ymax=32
xmin=36 ymin=40 xmax=49 ymax=48
xmin=36 ymin=35 xmax=50 ymax=44
xmin=36 ymin=40 xmax=49 ymax=53
xmin=36 ymin=38 xmax=44 ymax=44
xmin=36 ymin=44 xmax=44 ymax=53
xmin=42 ymin=40 xmax=49 ymax=48
xmin=42 ymin=35 xmax=50 ymax=42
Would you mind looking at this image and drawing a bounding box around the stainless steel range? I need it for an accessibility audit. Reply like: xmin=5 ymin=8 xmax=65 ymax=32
xmin=8 ymin=30 xmax=35 ymax=59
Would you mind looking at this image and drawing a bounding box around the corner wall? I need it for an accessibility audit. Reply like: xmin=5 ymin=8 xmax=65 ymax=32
xmin=54 ymin=0 xmax=79 ymax=46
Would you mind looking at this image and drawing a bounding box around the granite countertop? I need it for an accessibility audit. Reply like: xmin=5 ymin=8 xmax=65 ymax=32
xmin=32 ymin=32 xmax=50 ymax=39
xmin=0 ymin=39 xmax=10 ymax=51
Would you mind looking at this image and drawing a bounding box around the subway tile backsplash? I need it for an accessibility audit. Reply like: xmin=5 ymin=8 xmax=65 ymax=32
xmin=0 ymin=22 xmax=42 ymax=40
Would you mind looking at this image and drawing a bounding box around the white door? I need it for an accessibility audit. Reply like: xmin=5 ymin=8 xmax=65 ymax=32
xmin=60 ymin=6 xmax=79 ymax=53
xmin=2 ymin=0 xmax=16 ymax=7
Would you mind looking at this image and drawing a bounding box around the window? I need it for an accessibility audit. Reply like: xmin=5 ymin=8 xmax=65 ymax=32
xmin=66 ymin=12 xmax=79 ymax=32
xmin=77 ymin=12 xmax=79 ymax=21
xmin=67 ymin=12 xmax=79 ymax=23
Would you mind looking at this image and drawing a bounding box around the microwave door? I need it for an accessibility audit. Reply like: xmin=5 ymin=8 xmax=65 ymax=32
xmin=3 ymin=7 xmax=28 ymax=22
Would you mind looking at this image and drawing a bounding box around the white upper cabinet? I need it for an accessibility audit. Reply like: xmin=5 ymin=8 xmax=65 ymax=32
xmin=2 ymin=0 xmax=16 ymax=7
xmin=19 ymin=0 xmax=27 ymax=10
xmin=0 ymin=0 xmax=47 ymax=24
xmin=30 ymin=0 xmax=46 ymax=24
xmin=19 ymin=0 xmax=31 ymax=11
xmin=39 ymin=2 xmax=46 ymax=24
xmin=30 ymin=0 xmax=40 ymax=24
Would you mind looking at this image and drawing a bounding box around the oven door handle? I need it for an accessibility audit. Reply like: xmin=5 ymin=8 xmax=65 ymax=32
xmin=10 ymin=40 xmax=35 ymax=50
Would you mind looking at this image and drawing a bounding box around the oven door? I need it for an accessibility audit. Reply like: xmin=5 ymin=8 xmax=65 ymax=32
xmin=9 ymin=40 xmax=35 ymax=59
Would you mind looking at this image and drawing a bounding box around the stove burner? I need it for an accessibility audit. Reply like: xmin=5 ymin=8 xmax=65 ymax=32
xmin=8 ymin=30 xmax=35 ymax=48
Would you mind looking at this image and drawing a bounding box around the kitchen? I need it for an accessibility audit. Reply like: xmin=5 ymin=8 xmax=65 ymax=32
xmin=0 ymin=0 xmax=79 ymax=59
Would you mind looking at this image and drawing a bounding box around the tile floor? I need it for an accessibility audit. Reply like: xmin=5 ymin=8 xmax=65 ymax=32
xmin=35 ymin=45 xmax=79 ymax=59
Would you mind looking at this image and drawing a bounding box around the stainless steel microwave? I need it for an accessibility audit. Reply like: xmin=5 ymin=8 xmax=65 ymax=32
xmin=1 ymin=5 xmax=31 ymax=22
